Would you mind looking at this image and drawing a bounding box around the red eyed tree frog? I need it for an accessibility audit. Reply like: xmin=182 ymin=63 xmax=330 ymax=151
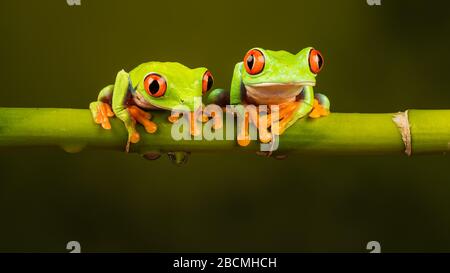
xmin=89 ymin=62 xmax=215 ymax=152
xmin=207 ymin=47 xmax=330 ymax=146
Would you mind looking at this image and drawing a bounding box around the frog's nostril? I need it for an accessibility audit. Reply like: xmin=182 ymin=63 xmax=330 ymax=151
xmin=180 ymin=99 xmax=185 ymax=104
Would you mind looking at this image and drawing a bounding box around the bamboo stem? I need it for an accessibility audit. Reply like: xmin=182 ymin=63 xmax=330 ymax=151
xmin=0 ymin=108 xmax=449 ymax=156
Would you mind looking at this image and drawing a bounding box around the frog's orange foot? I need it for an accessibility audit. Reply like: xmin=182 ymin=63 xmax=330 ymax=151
xmin=202 ymin=106 xmax=223 ymax=130
xmin=237 ymin=112 xmax=251 ymax=147
xmin=129 ymin=129 xmax=140 ymax=143
xmin=199 ymin=113 xmax=209 ymax=123
xmin=205 ymin=110 xmax=223 ymax=130
xmin=237 ymin=135 xmax=251 ymax=147
xmin=91 ymin=102 xmax=114 ymax=130
xmin=169 ymin=111 xmax=204 ymax=136
xmin=189 ymin=112 xmax=202 ymax=136
xmin=125 ymin=129 xmax=140 ymax=153
xmin=247 ymin=110 xmax=272 ymax=143
xmin=212 ymin=114 xmax=223 ymax=130
xmin=128 ymin=105 xmax=157 ymax=134
xmin=270 ymin=101 xmax=300 ymax=135
xmin=168 ymin=112 xmax=181 ymax=123
xmin=309 ymin=99 xmax=330 ymax=119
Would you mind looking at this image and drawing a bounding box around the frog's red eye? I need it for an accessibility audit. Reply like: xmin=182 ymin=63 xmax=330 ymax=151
xmin=309 ymin=49 xmax=324 ymax=74
xmin=144 ymin=73 xmax=167 ymax=97
xmin=202 ymin=70 xmax=214 ymax=95
xmin=243 ymin=49 xmax=265 ymax=75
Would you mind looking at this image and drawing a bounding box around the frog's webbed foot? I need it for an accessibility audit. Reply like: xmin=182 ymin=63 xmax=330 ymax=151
xmin=203 ymin=105 xmax=223 ymax=130
xmin=269 ymin=101 xmax=301 ymax=135
xmin=90 ymin=101 xmax=114 ymax=130
xmin=168 ymin=112 xmax=181 ymax=123
xmin=128 ymin=105 xmax=157 ymax=134
xmin=237 ymin=110 xmax=251 ymax=147
xmin=125 ymin=118 xmax=140 ymax=153
xmin=235 ymin=105 xmax=277 ymax=146
xmin=248 ymin=109 xmax=272 ymax=144
xmin=123 ymin=106 xmax=156 ymax=152
xmin=309 ymin=93 xmax=330 ymax=119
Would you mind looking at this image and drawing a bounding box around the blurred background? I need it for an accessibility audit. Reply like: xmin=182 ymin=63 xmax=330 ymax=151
xmin=0 ymin=0 xmax=449 ymax=252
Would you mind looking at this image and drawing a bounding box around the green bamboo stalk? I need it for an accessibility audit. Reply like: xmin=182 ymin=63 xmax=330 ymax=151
xmin=0 ymin=107 xmax=449 ymax=156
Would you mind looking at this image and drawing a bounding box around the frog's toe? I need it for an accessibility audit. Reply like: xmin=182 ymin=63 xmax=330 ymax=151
xmin=237 ymin=135 xmax=251 ymax=147
xmin=189 ymin=112 xmax=202 ymax=136
xmin=309 ymin=99 xmax=330 ymax=119
xmin=271 ymin=120 xmax=287 ymax=136
xmin=168 ymin=112 xmax=180 ymax=123
xmin=125 ymin=130 xmax=140 ymax=153
xmin=130 ymin=131 xmax=140 ymax=143
xmin=237 ymin=112 xmax=251 ymax=147
xmin=213 ymin=116 xmax=223 ymax=130
xmin=128 ymin=105 xmax=158 ymax=134
xmin=259 ymin=131 xmax=272 ymax=143
xmin=199 ymin=113 xmax=209 ymax=123
xmin=90 ymin=101 xmax=113 ymax=130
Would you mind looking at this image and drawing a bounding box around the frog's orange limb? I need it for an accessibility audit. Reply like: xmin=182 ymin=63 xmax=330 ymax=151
xmin=198 ymin=112 xmax=209 ymax=123
xmin=272 ymin=102 xmax=300 ymax=135
xmin=95 ymin=102 xmax=114 ymax=130
xmin=169 ymin=111 xmax=202 ymax=135
xmin=211 ymin=111 xmax=223 ymax=130
xmin=203 ymin=106 xmax=223 ymax=130
xmin=128 ymin=105 xmax=157 ymax=134
xmin=124 ymin=119 xmax=140 ymax=152
xmin=260 ymin=102 xmax=298 ymax=130
xmin=237 ymin=112 xmax=250 ymax=146
xmin=278 ymin=101 xmax=296 ymax=111
xmin=129 ymin=128 xmax=140 ymax=143
xmin=309 ymin=99 xmax=330 ymax=118
xmin=190 ymin=112 xmax=201 ymax=136
xmin=249 ymin=110 xmax=272 ymax=143
xmin=104 ymin=103 xmax=114 ymax=117
xmin=168 ymin=112 xmax=180 ymax=123
xmin=248 ymin=108 xmax=259 ymax=127
xmin=279 ymin=102 xmax=300 ymax=119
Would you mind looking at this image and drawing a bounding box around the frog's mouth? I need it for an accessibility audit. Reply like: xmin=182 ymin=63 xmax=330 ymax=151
xmin=245 ymin=81 xmax=315 ymax=105
xmin=133 ymin=92 xmax=162 ymax=110
xmin=132 ymin=92 xmax=200 ymax=112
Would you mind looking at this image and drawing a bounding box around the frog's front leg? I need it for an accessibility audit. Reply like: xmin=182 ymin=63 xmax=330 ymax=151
xmin=111 ymin=70 xmax=140 ymax=151
xmin=127 ymin=105 xmax=157 ymax=134
xmin=309 ymin=93 xmax=330 ymax=118
xmin=89 ymin=85 xmax=115 ymax=129
xmin=272 ymin=86 xmax=315 ymax=135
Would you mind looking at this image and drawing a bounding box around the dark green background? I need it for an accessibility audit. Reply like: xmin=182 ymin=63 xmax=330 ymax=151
xmin=0 ymin=0 xmax=449 ymax=252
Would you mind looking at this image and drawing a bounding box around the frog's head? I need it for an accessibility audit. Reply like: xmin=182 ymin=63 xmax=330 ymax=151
xmin=130 ymin=62 xmax=214 ymax=112
xmin=240 ymin=47 xmax=324 ymax=104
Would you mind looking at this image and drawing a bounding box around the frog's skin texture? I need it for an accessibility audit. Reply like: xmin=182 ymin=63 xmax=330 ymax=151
xmin=90 ymin=62 xmax=215 ymax=152
xmin=208 ymin=47 xmax=330 ymax=146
